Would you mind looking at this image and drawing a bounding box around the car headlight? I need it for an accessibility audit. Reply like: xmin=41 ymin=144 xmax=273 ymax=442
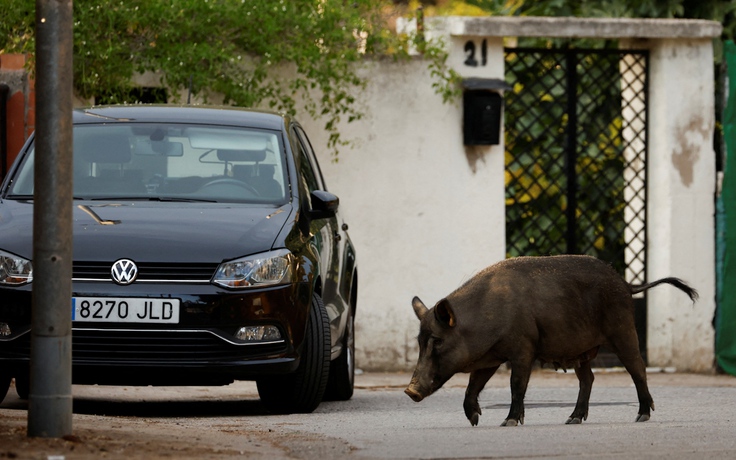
xmin=213 ymin=249 xmax=294 ymax=289
xmin=0 ymin=249 xmax=33 ymax=286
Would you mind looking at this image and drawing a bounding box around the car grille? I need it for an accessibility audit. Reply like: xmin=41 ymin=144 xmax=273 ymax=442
xmin=0 ymin=329 xmax=285 ymax=362
xmin=70 ymin=329 xmax=286 ymax=362
xmin=73 ymin=262 xmax=219 ymax=283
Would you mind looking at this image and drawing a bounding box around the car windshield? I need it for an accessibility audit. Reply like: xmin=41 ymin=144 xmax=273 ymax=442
xmin=8 ymin=123 xmax=289 ymax=204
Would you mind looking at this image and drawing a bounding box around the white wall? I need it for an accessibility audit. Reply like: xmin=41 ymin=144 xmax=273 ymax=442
xmin=645 ymin=38 xmax=717 ymax=371
xmin=302 ymin=57 xmax=507 ymax=371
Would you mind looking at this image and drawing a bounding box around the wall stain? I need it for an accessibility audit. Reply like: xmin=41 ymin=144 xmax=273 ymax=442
xmin=671 ymin=116 xmax=708 ymax=187
xmin=464 ymin=145 xmax=491 ymax=173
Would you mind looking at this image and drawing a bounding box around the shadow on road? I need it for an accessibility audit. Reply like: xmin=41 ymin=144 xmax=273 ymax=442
xmin=73 ymin=397 xmax=272 ymax=418
xmin=2 ymin=393 xmax=274 ymax=418
xmin=485 ymin=401 xmax=633 ymax=409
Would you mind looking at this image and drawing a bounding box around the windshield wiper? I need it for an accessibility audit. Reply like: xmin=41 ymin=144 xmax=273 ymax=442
xmin=10 ymin=194 xmax=219 ymax=203
xmin=9 ymin=195 xmax=98 ymax=201
xmin=87 ymin=196 xmax=218 ymax=203
xmin=149 ymin=196 xmax=219 ymax=203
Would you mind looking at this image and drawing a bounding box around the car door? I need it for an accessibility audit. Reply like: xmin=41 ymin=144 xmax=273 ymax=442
xmin=291 ymin=125 xmax=343 ymax=347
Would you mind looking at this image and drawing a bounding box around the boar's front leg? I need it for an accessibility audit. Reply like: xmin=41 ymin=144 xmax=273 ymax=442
xmin=567 ymin=360 xmax=594 ymax=424
xmin=503 ymin=358 xmax=533 ymax=426
xmin=463 ymin=366 xmax=499 ymax=426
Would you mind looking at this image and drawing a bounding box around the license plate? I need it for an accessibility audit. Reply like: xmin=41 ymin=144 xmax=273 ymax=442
xmin=72 ymin=297 xmax=180 ymax=324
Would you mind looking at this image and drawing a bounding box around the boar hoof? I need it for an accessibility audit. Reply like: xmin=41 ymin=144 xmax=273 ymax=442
xmin=501 ymin=419 xmax=518 ymax=427
xmin=565 ymin=417 xmax=583 ymax=425
xmin=464 ymin=401 xmax=482 ymax=426
xmin=635 ymin=414 xmax=650 ymax=422
xmin=404 ymin=387 xmax=424 ymax=402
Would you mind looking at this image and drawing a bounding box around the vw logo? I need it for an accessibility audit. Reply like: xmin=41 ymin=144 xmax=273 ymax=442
xmin=111 ymin=259 xmax=138 ymax=285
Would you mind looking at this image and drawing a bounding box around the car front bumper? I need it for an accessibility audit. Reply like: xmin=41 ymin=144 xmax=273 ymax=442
xmin=0 ymin=280 xmax=311 ymax=385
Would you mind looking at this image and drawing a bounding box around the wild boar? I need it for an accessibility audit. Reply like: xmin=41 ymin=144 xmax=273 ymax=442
xmin=404 ymin=255 xmax=697 ymax=426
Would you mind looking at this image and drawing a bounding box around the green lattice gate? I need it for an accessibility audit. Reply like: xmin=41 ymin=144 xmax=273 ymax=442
xmin=504 ymin=47 xmax=649 ymax=364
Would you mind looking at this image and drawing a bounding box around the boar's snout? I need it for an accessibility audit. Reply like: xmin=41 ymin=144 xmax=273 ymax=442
xmin=404 ymin=386 xmax=425 ymax=402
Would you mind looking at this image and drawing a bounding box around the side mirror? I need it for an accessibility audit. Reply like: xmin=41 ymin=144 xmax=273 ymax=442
xmin=309 ymin=190 xmax=339 ymax=219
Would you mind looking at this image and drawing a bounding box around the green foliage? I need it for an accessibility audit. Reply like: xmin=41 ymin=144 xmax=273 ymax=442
xmin=0 ymin=0 xmax=414 ymax=157
xmin=423 ymin=37 xmax=463 ymax=103
xmin=0 ymin=1 xmax=33 ymax=53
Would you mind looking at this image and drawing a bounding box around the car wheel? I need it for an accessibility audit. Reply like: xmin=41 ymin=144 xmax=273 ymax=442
xmin=257 ymin=292 xmax=330 ymax=414
xmin=14 ymin=371 xmax=29 ymax=400
xmin=0 ymin=370 xmax=11 ymax=404
xmin=323 ymin=305 xmax=355 ymax=401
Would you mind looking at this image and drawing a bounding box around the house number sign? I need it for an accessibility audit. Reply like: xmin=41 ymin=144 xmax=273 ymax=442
xmin=464 ymin=39 xmax=488 ymax=67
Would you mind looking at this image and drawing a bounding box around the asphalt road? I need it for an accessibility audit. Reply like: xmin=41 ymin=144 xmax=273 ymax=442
xmin=1 ymin=369 xmax=736 ymax=459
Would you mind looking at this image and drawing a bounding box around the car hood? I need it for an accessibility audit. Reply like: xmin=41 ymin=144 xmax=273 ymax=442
xmin=0 ymin=200 xmax=294 ymax=263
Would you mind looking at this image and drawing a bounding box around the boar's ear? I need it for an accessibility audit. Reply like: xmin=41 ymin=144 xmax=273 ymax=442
xmin=434 ymin=299 xmax=456 ymax=328
xmin=412 ymin=297 xmax=429 ymax=320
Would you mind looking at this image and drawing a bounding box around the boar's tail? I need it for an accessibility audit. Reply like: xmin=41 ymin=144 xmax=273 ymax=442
xmin=629 ymin=277 xmax=699 ymax=302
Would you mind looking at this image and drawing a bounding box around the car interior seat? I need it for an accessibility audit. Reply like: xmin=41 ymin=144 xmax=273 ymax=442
xmin=252 ymin=164 xmax=283 ymax=200
xmin=74 ymin=131 xmax=146 ymax=194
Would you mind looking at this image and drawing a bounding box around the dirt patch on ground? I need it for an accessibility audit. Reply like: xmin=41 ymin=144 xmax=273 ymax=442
xmin=1 ymin=409 xmax=356 ymax=459
xmin=1 ymin=380 xmax=358 ymax=460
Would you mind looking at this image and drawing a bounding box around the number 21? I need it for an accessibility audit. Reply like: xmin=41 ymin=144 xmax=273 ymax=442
xmin=464 ymin=39 xmax=488 ymax=67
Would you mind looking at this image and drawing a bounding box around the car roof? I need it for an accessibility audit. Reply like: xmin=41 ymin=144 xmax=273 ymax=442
xmin=72 ymin=105 xmax=290 ymax=131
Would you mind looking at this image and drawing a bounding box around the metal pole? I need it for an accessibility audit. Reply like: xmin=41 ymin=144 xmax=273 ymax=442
xmin=564 ymin=49 xmax=579 ymax=254
xmin=28 ymin=0 xmax=74 ymax=437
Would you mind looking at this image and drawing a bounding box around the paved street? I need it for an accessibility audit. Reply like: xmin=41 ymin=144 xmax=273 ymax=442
xmin=327 ymin=370 xmax=736 ymax=459
xmin=2 ymin=369 xmax=736 ymax=459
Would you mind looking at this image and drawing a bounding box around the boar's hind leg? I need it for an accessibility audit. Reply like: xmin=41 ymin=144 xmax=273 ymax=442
xmin=502 ymin=358 xmax=533 ymax=427
xmin=463 ymin=366 xmax=499 ymax=426
xmin=566 ymin=360 xmax=594 ymax=424
xmin=610 ymin=338 xmax=654 ymax=422
xmin=627 ymin=357 xmax=654 ymax=422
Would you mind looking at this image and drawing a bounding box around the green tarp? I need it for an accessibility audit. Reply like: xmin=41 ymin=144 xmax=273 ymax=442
xmin=717 ymin=41 xmax=736 ymax=375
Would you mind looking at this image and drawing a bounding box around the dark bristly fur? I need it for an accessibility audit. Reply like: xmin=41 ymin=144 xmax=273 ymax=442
xmin=630 ymin=277 xmax=698 ymax=301
xmin=405 ymin=255 xmax=697 ymax=427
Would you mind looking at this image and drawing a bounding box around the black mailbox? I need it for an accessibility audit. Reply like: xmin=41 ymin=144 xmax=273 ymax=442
xmin=462 ymin=78 xmax=511 ymax=146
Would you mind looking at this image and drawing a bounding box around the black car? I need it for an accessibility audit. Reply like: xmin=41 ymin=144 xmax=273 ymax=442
xmin=0 ymin=105 xmax=357 ymax=413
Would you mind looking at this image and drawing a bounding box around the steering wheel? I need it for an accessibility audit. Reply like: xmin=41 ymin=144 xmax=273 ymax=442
xmin=199 ymin=178 xmax=260 ymax=196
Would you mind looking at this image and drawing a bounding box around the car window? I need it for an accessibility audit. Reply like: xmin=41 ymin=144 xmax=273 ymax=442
xmin=292 ymin=128 xmax=320 ymax=196
xmin=9 ymin=123 xmax=289 ymax=204
xmin=294 ymin=126 xmax=327 ymax=191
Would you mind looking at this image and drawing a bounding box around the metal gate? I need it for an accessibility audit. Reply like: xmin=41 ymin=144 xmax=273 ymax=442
xmin=504 ymin=47 xmax=649 ymax=363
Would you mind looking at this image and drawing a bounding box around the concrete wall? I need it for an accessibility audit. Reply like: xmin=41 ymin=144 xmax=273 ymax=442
xmin=644 ymin=38 xmax=717 ymax=371
xmin=301 ymin=17 xmax=721 ymax=372
xmin=304 ymin=57 xmax=507 ymax=370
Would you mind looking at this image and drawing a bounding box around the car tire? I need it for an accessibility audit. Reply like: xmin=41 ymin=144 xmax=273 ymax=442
xmin=14 ymin=372 xmax=29 ymax=400
xmin=323 ymin=305 xmax=354 ymax=401
xmin=0 ymin=370 xmax=11 ymax=404
xmin=257 ymin=292 xmax=330 ymax=414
